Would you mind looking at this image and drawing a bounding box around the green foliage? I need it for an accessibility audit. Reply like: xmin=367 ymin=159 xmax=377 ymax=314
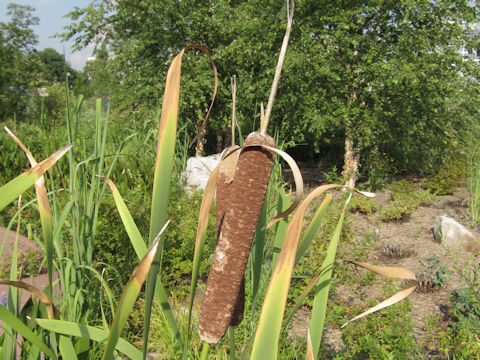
xmin=379 ymin=180 xmax=436 ymax=222
xmin=416 ymin=254 xmax=452 ymax=292
xmin=290 ymin=199 xmax=345 ymax=306
xmin=341 ymin=297 xmax=417 ymax=360
xmin=161 ymin=186 xmax=217 ymax=297
xmin=467 ymin=124 xmax=480 ymax=228
xmin=38 ymin=47 xmax=77 ymax=85
xmin=421 ymin=156 xmax=468 ymax=195
xmin=0 ymin=3 xmax=41 ymax=120
xmin=349 ymin=195 xmax=379 ymax=215
xmin=63 ymin=0 xmax=480 ymax=177
xmin=362 ymin=148 xmax=397 ymax=191
xmin=24 ymin=83 xmax=68 ymax=128
xmin=84 ymin=44 xmax=116 ymax=97
xmin=93 ymin=192 xmax=144 ymax=287
xmin=379 ymin=205 xmax=412 ymax=222
xmin=323 ymin=166 xmax=343 ymax=184
xmin=0 ymin=248 xmax=44 ymax=279
xmin=438 ymin=288 xmax=480 ymax=359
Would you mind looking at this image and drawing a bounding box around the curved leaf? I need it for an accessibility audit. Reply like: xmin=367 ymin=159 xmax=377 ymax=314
xmin=36 ymin=319 xmax=141 ymax=360
xmin=0 ymin=306 xmax=56 ymax=359
xmin=0 ymin=144 xmax=72 ymax=211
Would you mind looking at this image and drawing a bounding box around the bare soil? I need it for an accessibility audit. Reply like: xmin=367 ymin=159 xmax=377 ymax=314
xmin=287 ymin=168 xmax=480 ymax=354
xmin=0 ymin=228 xmax=58 ymax=309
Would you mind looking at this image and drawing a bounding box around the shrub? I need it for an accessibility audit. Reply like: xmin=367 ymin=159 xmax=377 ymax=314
xmin=349 ymin=195 xmax=379 ymax=215
xmin=379 ymin=205 xmax=412 ymax=222
xmin=421 ymin=156 xmax=467 ymax=195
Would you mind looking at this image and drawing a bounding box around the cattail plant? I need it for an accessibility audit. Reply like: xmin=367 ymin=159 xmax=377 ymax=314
xmin=198 ymin=0 xmax=294 ymax=344
xmin=199 ymin=132 xmax=276 ymax=344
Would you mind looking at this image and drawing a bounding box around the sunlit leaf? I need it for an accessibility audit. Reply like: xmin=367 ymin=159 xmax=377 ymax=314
xmin=0 ymin=144 xmax=72 ymax=211
xmin=102 ymin=221 xmax=169 ymax=360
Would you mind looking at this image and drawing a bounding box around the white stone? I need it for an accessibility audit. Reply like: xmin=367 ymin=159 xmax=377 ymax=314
xmin=180 ymin=152 xmax=224 ymax=192
xmin=433 ymin=216 xmax=480 ymax=253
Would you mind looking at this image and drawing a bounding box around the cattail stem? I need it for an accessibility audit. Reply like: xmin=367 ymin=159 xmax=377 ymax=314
xmin=228 ymin=326 xmax=236 ymax=360
xmin=200 ymin=342 xmax=210 ymax=360
xmin=231 ymin=75 xmax=237 ymax=147
xmin=261 ymin=0 xmax=294 ymax=134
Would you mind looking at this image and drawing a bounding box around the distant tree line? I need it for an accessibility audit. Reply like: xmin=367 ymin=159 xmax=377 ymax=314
xmin=0 ymin=3 xmax=113 ymax=122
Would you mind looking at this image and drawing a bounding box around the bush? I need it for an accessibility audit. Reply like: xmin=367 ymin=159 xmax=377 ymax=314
xmin=438 ymin=288 xmax=480 ymax=358
xmin=421 ymin=156 xmax=467 ymax=195
xmin=379 ymin=205 xmax=412 ymax=222
xmin=349 ymin=195 xmax=379 ymax=215
xmin=379 ymin=180 xmax=436 ymax=222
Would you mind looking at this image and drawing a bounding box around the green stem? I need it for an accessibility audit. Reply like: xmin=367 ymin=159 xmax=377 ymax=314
xmin=229 ymin=326 xmax=235 ymax=360
xmin=200 ymin=342 xmax=210 ymax=360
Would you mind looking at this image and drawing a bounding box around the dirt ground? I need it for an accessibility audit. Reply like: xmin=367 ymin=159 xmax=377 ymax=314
xmin=2 ymin=167 xmax=478 ymax=356
xmin=288 ymin=167 xmax=480 ymax=354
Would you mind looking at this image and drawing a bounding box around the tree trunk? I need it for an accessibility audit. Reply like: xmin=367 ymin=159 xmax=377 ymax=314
xmin=342 ymin=42 xmax=361 ymax=188
xmin=195 ymin=118 xmax=206 ymax=157
xmin=342 ymin=135 xmax=361 ymax=189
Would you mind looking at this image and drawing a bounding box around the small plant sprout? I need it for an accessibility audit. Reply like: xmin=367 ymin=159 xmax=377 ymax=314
xmin=416 ymin=254 xmax=452 ymax=293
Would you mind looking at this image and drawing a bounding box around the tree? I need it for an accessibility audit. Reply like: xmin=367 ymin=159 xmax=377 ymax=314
xmin=63 ymin=0 xmax=289 ymax=153
xmin=38 ymin=47 xmax=77 ymax=85
xmin=289 ymin=0 xmax=480 ymax=187
xmin=63 ymin=1 xmax=479 ymax=183
xmin=83 ymin=43 xmax=115 ymax=96
xmin=0 ymin=3 xmax=41 ymax=119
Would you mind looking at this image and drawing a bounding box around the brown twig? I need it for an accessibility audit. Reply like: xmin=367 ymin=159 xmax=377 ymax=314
xmin=231 ymin=75 xmax=237 ymax=146
xmin=261 ymin=0 xmax=295 ymax=134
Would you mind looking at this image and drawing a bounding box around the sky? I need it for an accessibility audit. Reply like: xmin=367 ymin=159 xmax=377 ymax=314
xmin=1 ymin=0 xmax=94 ymax=70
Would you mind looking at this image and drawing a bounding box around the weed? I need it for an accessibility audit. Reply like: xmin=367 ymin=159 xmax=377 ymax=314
xmin=416 ymin=254 xmax=451 ymax=292
xmin=450 ymin=254 xmax=480 ymax=302
xmin=323 ymin=165 xmax=343 ymax=184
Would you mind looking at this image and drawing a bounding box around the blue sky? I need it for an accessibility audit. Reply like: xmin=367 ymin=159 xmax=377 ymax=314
xmin=1 ymin=0 xmax=94 ymax=70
